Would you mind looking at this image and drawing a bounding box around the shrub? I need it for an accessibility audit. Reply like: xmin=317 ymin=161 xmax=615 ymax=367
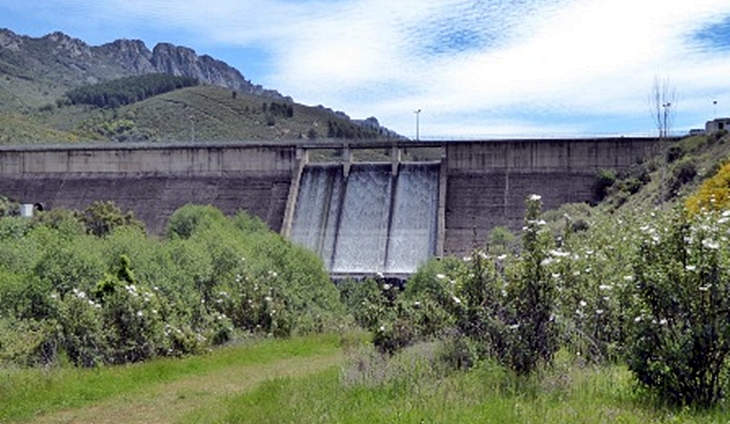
xmin=79 ymin=201 xmax=144 ymax=237
xmin=505 ymin=195 xmax=559 ymax=374
xmin=685 ymin=160 xmax=730 ymax=215
xmin=627 ymin=208 xmax=730 ymax=408
xmin=592 ymin=170 xmax=616 ymax=203
xmin=166 ymin=204 xmax=227 ymax=239
xmin=665 ymin=158 xmax=697 ymax=199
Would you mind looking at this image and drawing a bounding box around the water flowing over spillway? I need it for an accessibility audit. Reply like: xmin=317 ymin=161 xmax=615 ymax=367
xmin=290 ymin=162 xmax=440 ymax=274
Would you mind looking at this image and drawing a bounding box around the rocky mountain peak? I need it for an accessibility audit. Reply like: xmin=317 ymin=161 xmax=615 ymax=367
xmin=43 ymin=31 xmax=92 ymax=58
xmin=0 ymin=28 xmax=22 ymax=51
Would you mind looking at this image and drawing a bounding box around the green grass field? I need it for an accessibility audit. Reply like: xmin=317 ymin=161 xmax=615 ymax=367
xmin=5 ymin=335 xmax=730 ymax=424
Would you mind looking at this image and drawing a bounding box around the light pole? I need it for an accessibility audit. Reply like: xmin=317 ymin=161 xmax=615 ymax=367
xmin=414 ymin=109 xmax=421 ymax=141
xmin=662 ymin=102 xmax=671 ymax=138
xmin=189 ymin=115 xmax=195 ymax=143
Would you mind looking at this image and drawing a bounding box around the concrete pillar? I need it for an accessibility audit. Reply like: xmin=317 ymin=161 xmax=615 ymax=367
xmin=391 ymin=145 xmax=402 ymax=176
xmin=280 ymin=146 xmax=308 ymax=239
xmin=343 ymin=143 xmax=352 ymax=177
xmin=436 ymin=146 xmax=447 ymax=257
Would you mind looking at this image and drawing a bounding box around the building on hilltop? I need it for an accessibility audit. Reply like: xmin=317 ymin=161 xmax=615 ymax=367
xmin=706 ymin=118 xmax=730 ymax=134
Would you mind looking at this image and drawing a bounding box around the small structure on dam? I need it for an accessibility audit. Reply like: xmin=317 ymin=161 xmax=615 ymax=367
xmin=0 ymin=137 xmax=659 ymax=277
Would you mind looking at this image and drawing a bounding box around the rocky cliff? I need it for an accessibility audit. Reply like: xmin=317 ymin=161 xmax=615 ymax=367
xmin=0 ymin=28 xmax=286 ymax=99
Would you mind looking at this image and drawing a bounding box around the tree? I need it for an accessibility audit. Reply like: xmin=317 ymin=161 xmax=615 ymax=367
xmin=650 ymin=76 xmax=676 ymax=139
xmin=650 ymin=76 xmax=677 ymax=204
xmin=79 ymin=201 xmax=144 ymax=237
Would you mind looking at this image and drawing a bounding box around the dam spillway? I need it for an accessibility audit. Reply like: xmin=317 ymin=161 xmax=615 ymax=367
xmin=290 ymin=162 xmax=440 ymax=275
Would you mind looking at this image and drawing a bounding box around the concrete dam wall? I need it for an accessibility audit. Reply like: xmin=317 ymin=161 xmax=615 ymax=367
xmin=0 ymin=138 xmax=657 ymax=273
xmin=0 ymin=142 xmax=298 ymax=234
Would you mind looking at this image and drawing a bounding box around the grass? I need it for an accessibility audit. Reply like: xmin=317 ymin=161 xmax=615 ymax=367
xmin=5 ymin=332 xmax=730 ymax=423
xmin=0 ymin=333 xmax=341 ymax=423
xmin=182 ymin=342 xmax=730 ymax=424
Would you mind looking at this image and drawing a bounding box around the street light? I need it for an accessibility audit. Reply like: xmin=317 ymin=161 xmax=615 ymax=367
xmin=189 ymin=115 xmax=195 ymax=143
xmin=414 ymin=109 xmax=421 ymax=141
xmin=662 ymin=102 xmax=671 ymax=138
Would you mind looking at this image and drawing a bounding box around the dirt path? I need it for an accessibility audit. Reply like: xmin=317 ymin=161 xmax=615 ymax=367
xmin=31 ymin=352 xmax=342 ymax=424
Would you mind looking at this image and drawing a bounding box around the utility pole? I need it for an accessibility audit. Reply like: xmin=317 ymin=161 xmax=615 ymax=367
xmin=414 ymin=109 xmax=421 ymax=141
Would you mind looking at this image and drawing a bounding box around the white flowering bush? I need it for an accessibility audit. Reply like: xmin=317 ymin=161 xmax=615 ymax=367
xmin=627 ymin=207 xmax=730 ymax=407
xmin=502 ymin=195 xmax=560 ymax=374
xmin=0 ymin=204 xmax=342 ymax=368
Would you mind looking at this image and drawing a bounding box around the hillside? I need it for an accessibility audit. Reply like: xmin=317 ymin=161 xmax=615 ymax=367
xmin=0 ymin=28 xmax=401 ymax=143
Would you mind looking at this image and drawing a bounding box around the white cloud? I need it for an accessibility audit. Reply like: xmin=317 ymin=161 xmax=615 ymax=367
xmin=5 ymin=0 xmax=730 ymax=137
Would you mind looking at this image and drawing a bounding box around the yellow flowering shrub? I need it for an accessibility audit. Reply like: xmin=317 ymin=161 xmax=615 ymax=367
xmin=685 ymin=160 xmax=730 ymax=215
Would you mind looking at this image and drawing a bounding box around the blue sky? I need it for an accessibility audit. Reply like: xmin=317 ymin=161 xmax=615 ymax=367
xmin=2 ymin=0 xmax=730 ymax=139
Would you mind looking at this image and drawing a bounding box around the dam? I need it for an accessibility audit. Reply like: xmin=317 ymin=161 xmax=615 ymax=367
xmin=0 ymin=138 xmax=659 ymax=275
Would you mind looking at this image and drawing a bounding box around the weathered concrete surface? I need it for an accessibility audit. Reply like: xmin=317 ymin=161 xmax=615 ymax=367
xmin=442 ymin=138 xmax=657 ymax=256
xmin=0 ymin=138 xmax=658 ymax=257
xmin=0 ymin=142 xmax=297 ymax=234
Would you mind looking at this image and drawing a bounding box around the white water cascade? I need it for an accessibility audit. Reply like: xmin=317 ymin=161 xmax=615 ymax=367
xmin=290 ymin=162 xmax=439 ymax=274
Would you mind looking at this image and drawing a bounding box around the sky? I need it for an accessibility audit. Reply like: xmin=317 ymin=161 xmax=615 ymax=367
xmin=1 ymin=0 xmax=730 ymax=140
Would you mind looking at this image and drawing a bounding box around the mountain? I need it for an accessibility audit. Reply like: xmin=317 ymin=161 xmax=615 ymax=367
xmin=0 ymin=28 xmax=402 ymax=143
xmin=0 ymin=29 xmax=285 ymax=106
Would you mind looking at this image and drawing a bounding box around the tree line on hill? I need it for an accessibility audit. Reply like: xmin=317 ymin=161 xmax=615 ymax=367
xmin=63 ymin=74 xmax=199 ymax=109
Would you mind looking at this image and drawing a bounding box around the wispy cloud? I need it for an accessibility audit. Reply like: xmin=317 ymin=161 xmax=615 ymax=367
xmin=2 ymin=0 xmax=730 ymax=138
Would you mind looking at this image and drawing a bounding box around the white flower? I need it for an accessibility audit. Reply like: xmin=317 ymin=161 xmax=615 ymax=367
xmin=702 ymin=239 xmax=720 ymax=250
xmin=596 ymin=309 xmax=604 ymax=315
xmin=550 ymin=249 xmax=570 ymax=258
xmin=383 ymin=284 xmax=392 ymax=291
xmin=623 ymin=275 xmax=634 ymax=281
xmin=634 ymin=316 xmax=642 ymax=322
xmin=659 ymin=318 xmax=667 ymax=325
xmin=599 ymin=284 xmax=612 ymax=291
xmin=436 ymin=273 xmax=445 ymax=280
xmin=579 ymin=300 xmax=587 ymax=307
xmin=529 ymin=194 xmax=542 ymax=201
xmin=685 ymin=265 xmax=697 ymax=271
xmin=497 ymin=254 xmax=507 ymax=261
xmin=137 ymin=310 xmax=144 ymax=317
xmin=700 ymin=285 xmax=711 ymax=292
xmin=452 ymin=296 xmax=462 ymax=305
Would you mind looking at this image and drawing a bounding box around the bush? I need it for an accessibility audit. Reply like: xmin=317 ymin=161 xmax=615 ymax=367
xmin=592 ymin=170 xmax=616 ymax=203
xmin=627 ymin=208 xmax=730 ymax=408
xmin=686 ymin=160 xmax=730 ymax=215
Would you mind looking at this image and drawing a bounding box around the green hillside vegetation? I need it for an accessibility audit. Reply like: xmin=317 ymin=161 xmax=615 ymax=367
xmin=64 ymin=74 xmax=200 ymax=109
xmin=0 ymin=82 xmax=395 ymax=143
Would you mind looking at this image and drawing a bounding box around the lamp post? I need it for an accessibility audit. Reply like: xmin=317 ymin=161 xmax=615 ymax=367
xmin=662 ymin=102 xmax=671 ymax=138
xmin=189 ymin=115 xmax=195 ymax=143
xmin=414 ymin=109 xmax=421 ymax=141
